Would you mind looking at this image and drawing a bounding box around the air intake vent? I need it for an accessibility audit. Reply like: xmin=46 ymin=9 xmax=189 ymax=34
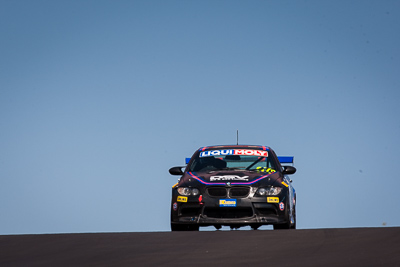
xmin=204 ymin=207 xmax=253 ymax=218
xmin=207 ymin=187 xmax=227 ymax=197
xmin=229 ymin=187 xmax=250 ymax=197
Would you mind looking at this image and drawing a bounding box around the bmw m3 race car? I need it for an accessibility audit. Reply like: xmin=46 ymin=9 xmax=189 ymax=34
xmin=169 ymin=145 xmax=297 ymax=231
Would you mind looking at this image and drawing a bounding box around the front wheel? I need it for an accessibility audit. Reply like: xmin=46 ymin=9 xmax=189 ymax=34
xmin=273 ymin=198 xmax=294 ymax=230
xmin=290 ymin=204 xmax=296 ymax=229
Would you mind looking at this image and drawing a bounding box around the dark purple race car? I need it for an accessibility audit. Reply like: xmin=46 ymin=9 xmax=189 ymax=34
xmin=169 ymin=145 xmax=297 ymax=231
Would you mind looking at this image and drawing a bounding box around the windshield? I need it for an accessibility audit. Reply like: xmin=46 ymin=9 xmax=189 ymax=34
xmin=188 ymin=149 xmax=277 ymax=173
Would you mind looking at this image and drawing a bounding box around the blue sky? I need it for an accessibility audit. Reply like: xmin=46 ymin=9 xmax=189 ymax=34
xmin=1 ymin=0 xmax=399 ymax=234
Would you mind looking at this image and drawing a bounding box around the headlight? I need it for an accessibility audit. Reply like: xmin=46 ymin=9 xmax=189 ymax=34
xmin=256 ymin=187 xmax=282 ymax=196
xmin=177 ymin=187 xmax=200 ymax=196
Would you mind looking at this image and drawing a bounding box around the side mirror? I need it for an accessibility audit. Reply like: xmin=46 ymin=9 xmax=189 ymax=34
xmin=282 ymin=166 xmax=296 ymax=175
xmin=169 ymin=166 xmax=185 ymax=175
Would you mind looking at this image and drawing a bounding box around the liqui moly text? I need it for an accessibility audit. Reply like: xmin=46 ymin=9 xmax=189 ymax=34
xmin=199 ymin=149 xmax=268 ymax=157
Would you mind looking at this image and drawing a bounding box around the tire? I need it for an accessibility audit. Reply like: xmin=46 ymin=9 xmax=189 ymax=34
xmin=291 ymin=203 xmax=296 ymax=229
xmin=171 ymin=223 xmax=199 ymax=231
xmin=273 ymin=197 xmax=291 ymax=230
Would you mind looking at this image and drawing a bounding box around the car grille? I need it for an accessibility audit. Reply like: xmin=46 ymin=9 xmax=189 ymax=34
xmin=207 ymin=187 xmax=227 ymax=197
xmin=204 ymin=207 xmax=253 ymax=218
xmin=256 ymin=208 xmax=277 ymax=216
xmin=180 ymin=207 xmax=202 ymax=217
xmin=230 ymin=187 xmax=250 ymax=197
xmin=206 ymin=186 xmax=250 ymax=198
xmin=253 ymin=203 xmax=278 ymax=216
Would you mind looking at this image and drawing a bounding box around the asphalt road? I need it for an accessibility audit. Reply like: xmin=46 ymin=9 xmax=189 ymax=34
xmin=1 ymin=227 xmax=399 ymax=266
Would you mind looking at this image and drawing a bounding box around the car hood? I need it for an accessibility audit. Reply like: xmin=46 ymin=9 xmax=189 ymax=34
xmin=180 ymin=170 xmax=283 ymax=187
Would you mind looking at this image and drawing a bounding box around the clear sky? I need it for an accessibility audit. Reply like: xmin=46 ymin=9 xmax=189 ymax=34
xmin=1 ymin=0 xmax=399 ymax=234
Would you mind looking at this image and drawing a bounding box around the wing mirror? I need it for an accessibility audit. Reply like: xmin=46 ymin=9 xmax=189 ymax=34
xmin=169 ymin=166 xmax=185 ymax=175
xmin=282 ymin=166 xmax=296 ymax=175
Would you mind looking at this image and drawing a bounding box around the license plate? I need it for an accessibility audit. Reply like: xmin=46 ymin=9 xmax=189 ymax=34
xmin=267 ymin=197 xmax=279 ymax=203
xmin=219 ymin=199 xmax=237 ymax=207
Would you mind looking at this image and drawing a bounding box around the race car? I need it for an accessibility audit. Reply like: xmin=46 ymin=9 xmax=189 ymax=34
xmin=169 ymin=145 xmax=297 ymax=231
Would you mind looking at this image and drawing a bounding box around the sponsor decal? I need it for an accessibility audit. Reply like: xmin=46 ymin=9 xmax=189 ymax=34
xmin=219 ymin=199 xmax=237 ymax=207
xmin=173 ymin=202 xmax=178 ymax=211
xmin=188 ymin=172 xmax=272 ymax=185
xmin=177 ymin=196 xmax=187 ymax=203
xmin=279 ymin=202 xmax=285 ymax=211
xmin=200 ymin=149 xmax=268 ymax=157
xmin=210 ymin=175 xmax=249 ymax=181
xmin=281 ymin=181 xmax=289 ymax=187
xmin=267 ymin=197 xmax=279 ymax=203
xmin=256 ymin=167 xmax=276 ymax=173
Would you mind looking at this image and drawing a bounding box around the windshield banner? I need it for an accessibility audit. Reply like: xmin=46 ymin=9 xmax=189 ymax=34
xmin=199 ymin=149 xmax=268 ymax=157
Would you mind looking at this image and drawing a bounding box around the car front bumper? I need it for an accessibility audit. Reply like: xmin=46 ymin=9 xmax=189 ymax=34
xmin=171 ymin=192 xmax=289 ymax=227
